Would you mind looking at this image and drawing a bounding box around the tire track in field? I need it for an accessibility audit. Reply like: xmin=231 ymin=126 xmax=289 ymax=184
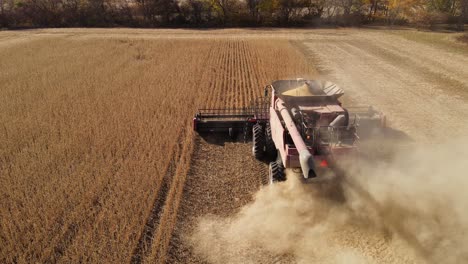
xmin=238 ymin=41 xmax=250 ymax=108
xmin=238 ymin=41 xmax=249 ymax=108
xmin=228 ymin=41 xmax=235 ymax=108
xmin=300 ymin=38 xmax=468 ymax=140
xmin=243 ymin=41 xmax=268 ymax=105
xmin=361 ymin=32 xmax=468 ymax=85
xmin=202 ymin=40 xmax=264 ymax=110
xmin=235 ymin=40 xmax=242 ymax=107
xmin=204 ymin=41 xmax=219 ymax=109
xmin=240 ymin=41 xmax=252 ymax=103
xmin=234 ymin=41 xmax=241 ymax=107
xmin=137 ymin=39 xmax=221 ymax=263
xmin=217 ymin=41 xmax=229 ymax=108
xmin=232 ymin=41 xmax=239 ymax=107
xmin=43 ymin=176 xmax=116 ymax=263
xmin=43 ymin=164 xmax=119 ymax=263
xmin=44 ymin=224 xmax=79 ymax=264
xmin=222 ymin=41 xmax=230 ymax=107
xmin=233 ymin=40 xmax=240 ymax=107
xmin=342 ymin=38 xmax=468 ymax=101
xmin=145 ymin=129 xmax=193 ymax=263
xmin=130 ymin=132 xmax=182 ymax=264
xmin=240 ymin=41 xmax=252 ymax=107
xmin=244 ymin=42 xmax=261 ymax=99
xmin=209 ymin=41 xmax=224 ymax=109
xmin=236 ymin=40 xmax=244 ymax=108
xmin=251 ymin=44 xmax=269 ymax=94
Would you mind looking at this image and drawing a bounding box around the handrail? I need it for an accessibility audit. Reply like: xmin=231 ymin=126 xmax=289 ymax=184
xmin=312 ymin=125 xmax=358 ymax=146
xmin=196 ymin=96 xmax=271 ymax=120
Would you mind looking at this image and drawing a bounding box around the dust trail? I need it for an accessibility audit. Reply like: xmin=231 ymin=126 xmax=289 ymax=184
xmin=189 ymin=137 xmax=468 ymax=264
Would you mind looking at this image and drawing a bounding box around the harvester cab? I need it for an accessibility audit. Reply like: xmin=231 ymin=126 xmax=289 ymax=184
xmin=193 ymin=79 xmax=385 ymax=184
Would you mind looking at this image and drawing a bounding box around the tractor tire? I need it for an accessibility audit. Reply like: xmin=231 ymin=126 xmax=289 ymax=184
xmin=268 ymin=160 xmax=285 ymax=184
xmin=252 ymin=124 xmax=265 ymax=160
xmin=265 ymin=123 xmax=276 ymax=160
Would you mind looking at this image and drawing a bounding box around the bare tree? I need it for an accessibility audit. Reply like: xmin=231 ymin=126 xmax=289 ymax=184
xmin=246 ymin=0 xmax=261 ymax=23
xmin=211 ymin=0 xmax=236 ymax=24
xmin=0 ymin=0 xmax=5 ymax=26
xmin=458 ymin=0 xmax=467 ymax=30
xmin=276 ymin=0 xmax=308 ymax=25
xmin=303 ymin=0 xmax=324 ymax=18
xmin=180 ymin=0 xmax=213 ymax=25
xmin=136 ymin=0 xmax=179 ymax=25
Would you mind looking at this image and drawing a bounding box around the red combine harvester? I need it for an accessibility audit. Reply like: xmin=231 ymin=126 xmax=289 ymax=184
xmin=193 ymin=79 xmax=385 ymax=183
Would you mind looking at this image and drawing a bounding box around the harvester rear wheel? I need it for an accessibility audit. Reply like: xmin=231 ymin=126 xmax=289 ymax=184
xmin=265 ymin=123 xmax=276 ymax=160
xmin=252 ymin=124 xmax=265 ymax=159
xmin=268 ymin=160 xmax=285 ymax=184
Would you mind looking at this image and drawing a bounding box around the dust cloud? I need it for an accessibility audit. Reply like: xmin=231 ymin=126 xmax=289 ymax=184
xmin=189 ymin=137 xmax=468 ymax=264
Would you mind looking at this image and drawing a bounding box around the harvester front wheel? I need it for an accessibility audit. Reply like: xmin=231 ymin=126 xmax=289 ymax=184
xmin=265 ymin=123 xmax=276 ymax=160
xmin=268 ymin=160 xmax=285 ymax=184
xmin=252 ymin=124 xmax=265 ymax=159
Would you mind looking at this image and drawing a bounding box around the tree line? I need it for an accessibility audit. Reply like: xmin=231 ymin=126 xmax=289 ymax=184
xmin=0 ymin=0 xmax=467 ymax=30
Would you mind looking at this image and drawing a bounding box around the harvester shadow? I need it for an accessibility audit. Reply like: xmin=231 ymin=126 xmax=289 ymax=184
xmin=330 ymin=126 xmax=434 ymax=261
xmin=198 ymin=132 xmax=241 ymax=146
xmin=198 ymin=132 xmax=274 ymax=168
xmin=339 ymin=175 xmax=434 ymax=263
xmin=357 ymin=126 xmax=413 ymax=162
xmin=363 ymin=126 xmax=412 ymax=141
xmin=304 ymin=125 xmax=413 ymax=204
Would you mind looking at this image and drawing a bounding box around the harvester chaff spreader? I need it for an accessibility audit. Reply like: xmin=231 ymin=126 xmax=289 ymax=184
xmin=193 ymin=79 xmax=385 ymax=183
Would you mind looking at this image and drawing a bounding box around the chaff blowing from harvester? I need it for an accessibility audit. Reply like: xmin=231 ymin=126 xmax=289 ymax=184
xmin=193 ymin=79 xmax=386 ymax=184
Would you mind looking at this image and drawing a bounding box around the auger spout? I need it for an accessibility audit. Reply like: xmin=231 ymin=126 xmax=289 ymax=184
xmin=276 ymin=98 xmax=317 ymax=178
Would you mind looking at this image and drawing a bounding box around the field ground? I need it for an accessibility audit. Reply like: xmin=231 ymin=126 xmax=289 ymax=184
xmin=1 ymin=28 xmax=467 ymax=263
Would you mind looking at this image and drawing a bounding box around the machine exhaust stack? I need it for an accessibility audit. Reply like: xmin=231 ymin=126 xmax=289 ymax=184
xmin=276 ymin=99 xmax=317 ymax=179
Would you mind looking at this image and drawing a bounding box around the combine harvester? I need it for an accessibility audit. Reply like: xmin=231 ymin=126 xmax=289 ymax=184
xmin=193 ymin=79 xmax=385 ymax=183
